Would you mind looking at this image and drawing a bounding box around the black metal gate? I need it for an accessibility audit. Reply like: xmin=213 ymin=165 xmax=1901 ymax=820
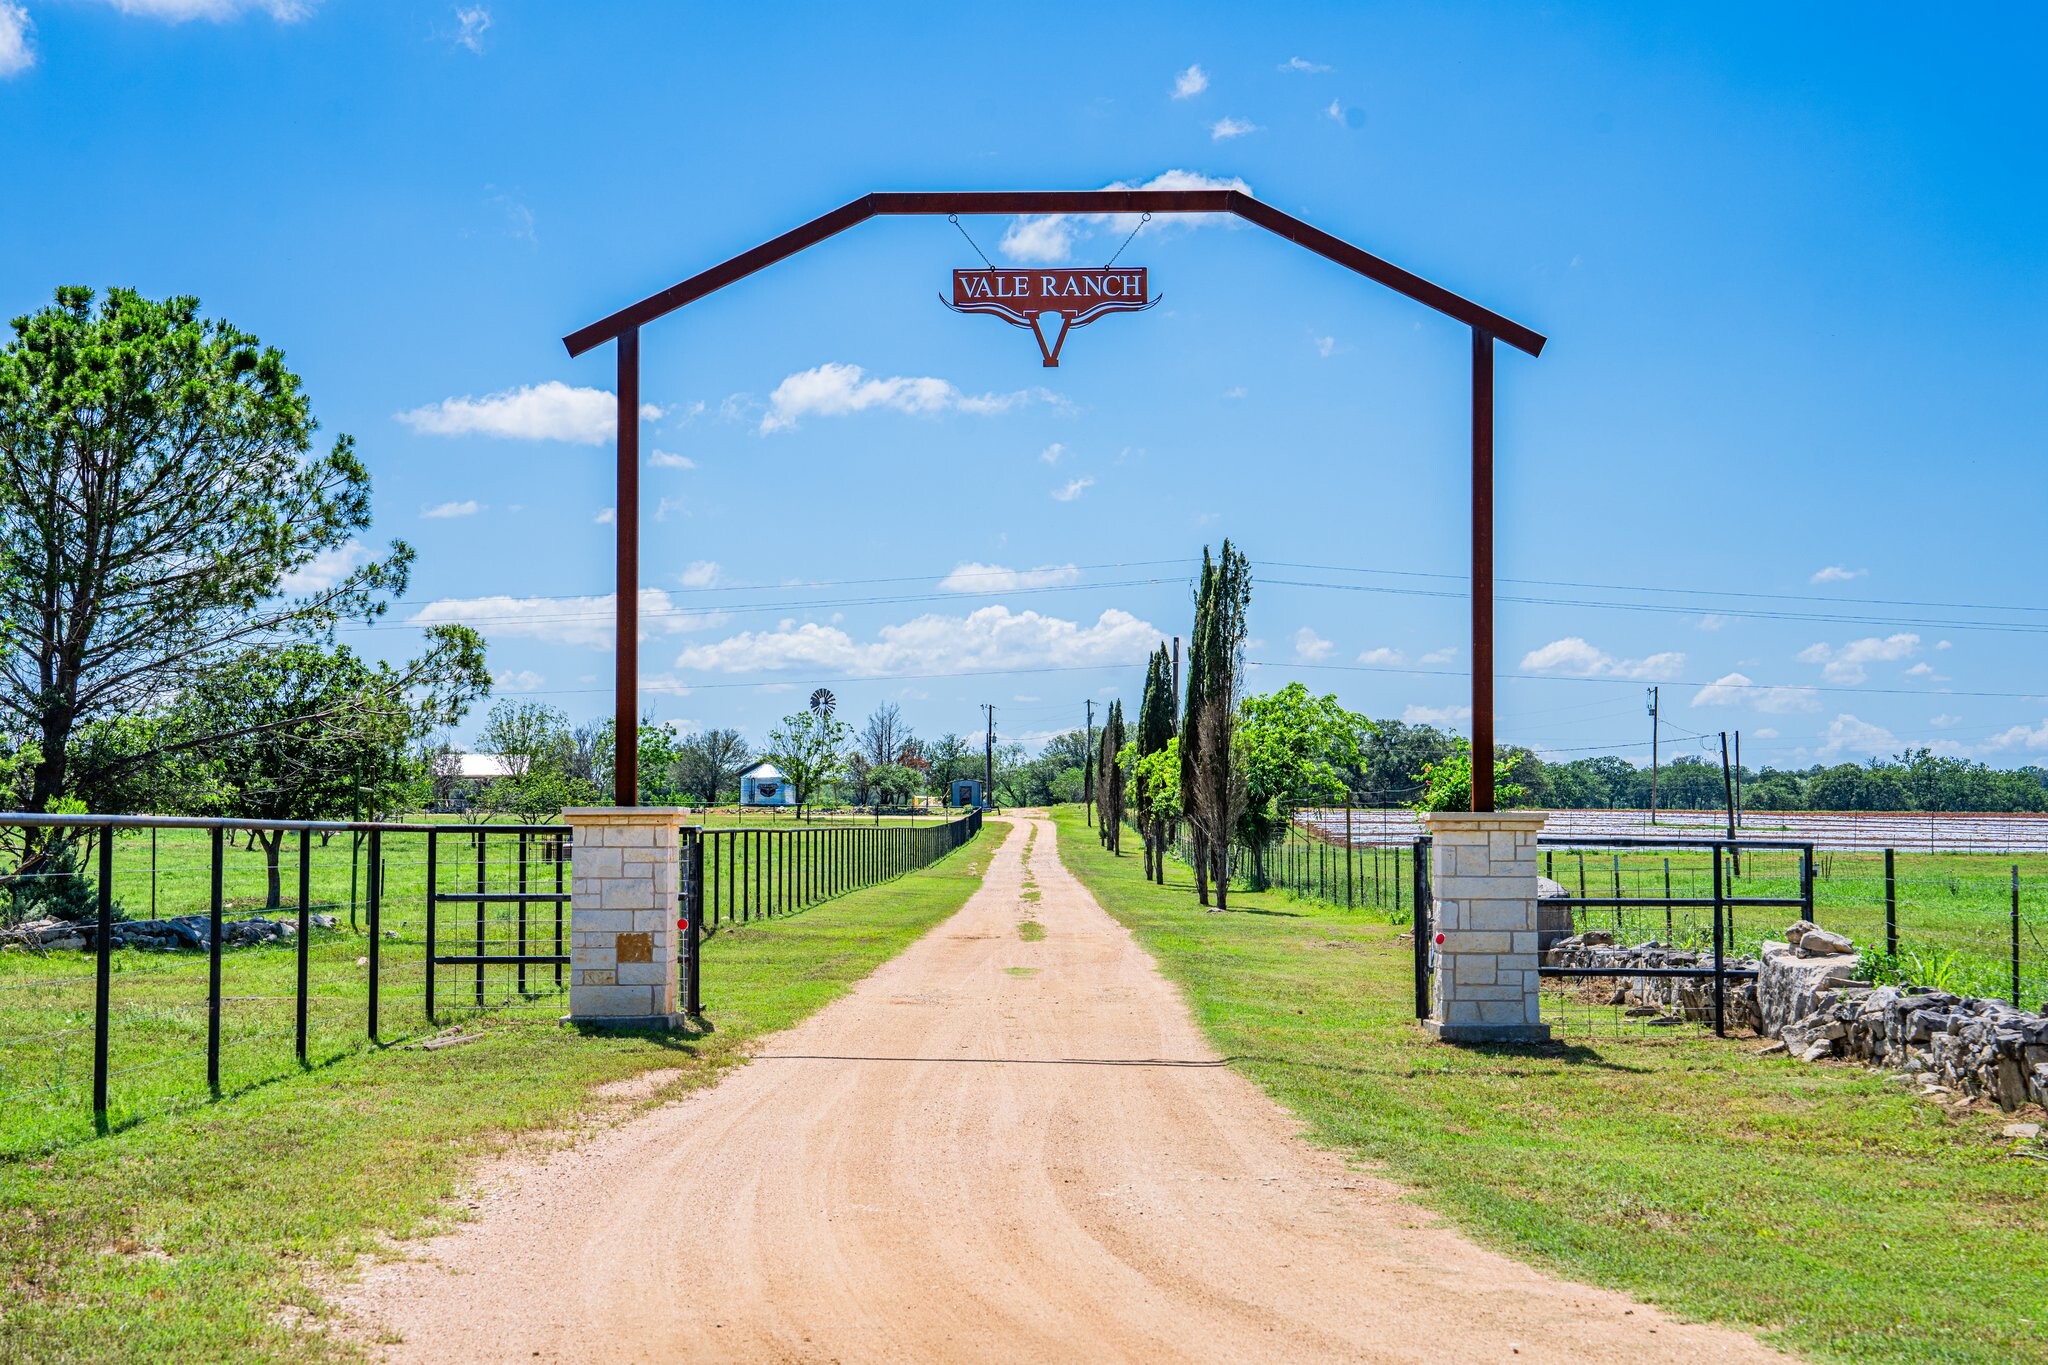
xmin=1413 ymin=835 xmax=1817 ymax=1037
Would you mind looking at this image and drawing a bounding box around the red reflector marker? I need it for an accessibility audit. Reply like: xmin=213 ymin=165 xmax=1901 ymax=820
xmin=1433 ymin=932 xmax=1445 ymax=946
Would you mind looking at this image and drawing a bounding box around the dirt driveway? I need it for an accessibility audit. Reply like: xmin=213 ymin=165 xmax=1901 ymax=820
xmin=343 ymin=816 xmax=1783 ymax=1362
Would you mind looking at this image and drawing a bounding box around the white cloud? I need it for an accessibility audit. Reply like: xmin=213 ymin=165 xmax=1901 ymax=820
xmin=1313 ymin=334 xmax=1336 ymax=357
xmin=1038 ymin=442 xmax=1064 ymax=465
xmin=1903 ymin=662 xmax=1938 ymax=679
xmin=1810 ymin=565 xmax=1867 ymax=584
xmin=997 ymin=215 xmax=1076 ymax=264
xmin=1325 ymin=98 xmax=1343 ymax=122
xmin=1403 ymin=704 xmax=1471 ymax=726
xmin=672 ymin=605 xmax=1158 ymax=678
xmin=1689 ymin=671 xmax=1822 ymax=714
xmin=421 ymin=499 xmax=481 ymax=519
xmin=1356 ymin=647 xmax=1405 ymax=666
xmin=1417 ymin=646 xmax=1458 ymax=665
xmin=1937 ymin=639 xmax=1952 ymax=650
xmin=1211 ymin=116 xmax=1260 ymax=140
xmin=0 ymin=4 xmax=33 ymax=77
xmin=93 ymin=0 xmax=315 ymax=21
xmin=937 ymin=562 xmax=1081 ymax=593
xmin=407 ymin=589 xmax=729 ymax=650
xmin=1293 ymin=627 xmax=1334 ymax=662
xmin=654 ymin=495 xmax=688 ymax=522
xmin=593 ymin=507 xmax=614 ymax=525
xmin=453 ymin=4 xmax=489 ymax=52
xmin=997 ymin=169 xmax=1252 ymax=265
xmin=1519 ymin=636 xmax=1684 ymax=680
xmin=1797 ymin=633 xmax=1920 ymax=685
xmin=278 ymin=539 xmax=367 ymax=593
xmin=1930 ymin=713 xmax=1961 ymax=729
xmin=678 ymin=560 xmax=720 ymax=588
xmin=398 ymin=381 xmax=663 ymax=445
xmin=1222 ymin=386 xmax=1248 ymax=399
xmin=1981 ymin=721 xmax=2048 ymax=753
xmin=649 ymin=448 xmax=695 ymax=469
xmin=758 ymin=362 xmax=1051 ymax=434
xmin=1051 ymin=476 xmax=1095 ymax=503
xmin=1817 ymin=713 xmax=1897 ymax=761
xmin=1752 ymin=727 xmax=1780 ymax=739
xmin=1172 ymin=63 xmax=1207 ymax=98
xmin=1279 ymin=56 xmax=1330 ymax=73
xmin=493 ymin=668 xmax=543 ymax=692
xmin=1696 ymin=613 xmax=1729 ymax=632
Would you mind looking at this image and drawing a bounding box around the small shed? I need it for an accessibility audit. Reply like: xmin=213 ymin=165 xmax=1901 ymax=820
xmin=949 ymin=778 xmax=985 ymax=810
xmin=739 ymin=759 xmax=796 ymax=807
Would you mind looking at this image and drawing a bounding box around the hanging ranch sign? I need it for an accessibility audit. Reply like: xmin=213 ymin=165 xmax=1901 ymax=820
xmin=944 ymin=267 xmax=1158 ymax=367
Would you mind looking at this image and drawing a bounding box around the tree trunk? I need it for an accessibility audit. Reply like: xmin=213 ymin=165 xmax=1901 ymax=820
xmin=258 ymin=828 xmax=284 ymax=909
xmin=1212 ymin=840 xmax=1230 ymax=910
xmin=1193 ymin=830 xmax=1210 ymax=906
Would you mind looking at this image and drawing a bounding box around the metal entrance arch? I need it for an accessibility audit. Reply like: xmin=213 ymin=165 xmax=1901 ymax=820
xmin=563 ymin=189 xmax=1547 ymax=811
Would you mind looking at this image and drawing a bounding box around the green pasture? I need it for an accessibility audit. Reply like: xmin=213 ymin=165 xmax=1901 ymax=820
xmin=1 ymin=815 xmax=979 ymax=1156
xmin=1266 ymin=822 xmax=2048 ymax=1009
xmin=1056 ymin=808 xmax=2048 ymax=1365
xmin=0 ymin=819 xmax=999 ymax=1362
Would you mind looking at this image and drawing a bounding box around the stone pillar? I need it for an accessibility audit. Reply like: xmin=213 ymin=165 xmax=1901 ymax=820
xmin=564 ymin=807 xmax=691 ymax=1028
xmin=1420 ymin=809 xmax=1551 ymax=1044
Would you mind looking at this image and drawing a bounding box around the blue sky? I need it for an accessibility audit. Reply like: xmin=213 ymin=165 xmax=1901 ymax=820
xmin=4 ymin=3 xmax=2045 ymax=769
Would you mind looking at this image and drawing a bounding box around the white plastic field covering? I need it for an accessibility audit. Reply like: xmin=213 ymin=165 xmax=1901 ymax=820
xmin=1293 ymin=807 xmax=2048 ymax=852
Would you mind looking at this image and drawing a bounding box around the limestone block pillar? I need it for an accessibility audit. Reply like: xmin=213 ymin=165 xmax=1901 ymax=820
xmin=1420 ymin=809 xmax=1551 ymax=1044
xmin=564 ymin=807 xmax=691 ymax=1028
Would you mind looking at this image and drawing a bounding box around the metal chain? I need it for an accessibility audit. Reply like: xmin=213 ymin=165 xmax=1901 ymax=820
xmin=948 ymin=214 xmax=995 ymax=271
xmin=1104 ymin=212 xmax=1151 ymax=268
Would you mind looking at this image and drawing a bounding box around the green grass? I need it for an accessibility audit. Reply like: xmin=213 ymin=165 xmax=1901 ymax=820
xmin=1053 ymin=808 xmax=2048 ymax=1365
xmin=0 ymin=820 xmax=1001 ymax=1363
xmin=1017 ymin=921 xmax=1045 ymax=941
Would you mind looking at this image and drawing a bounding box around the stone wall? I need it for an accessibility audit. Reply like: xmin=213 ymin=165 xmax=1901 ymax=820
xmin=1543 ymin=933 xmax=1764 ymax=1032
xmin=1421 ymin=810 xmax=1549 ymax=1044
xmin=564 ymin=807 xmax=690 ymax=1027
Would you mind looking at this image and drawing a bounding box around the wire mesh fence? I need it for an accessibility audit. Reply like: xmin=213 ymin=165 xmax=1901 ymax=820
xmin=0 ymin=810 xmax=985 ymax=1155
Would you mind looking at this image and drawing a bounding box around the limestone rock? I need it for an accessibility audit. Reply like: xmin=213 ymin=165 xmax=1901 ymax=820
xmin=1798 ymin=928 xmax=1854 ymax=957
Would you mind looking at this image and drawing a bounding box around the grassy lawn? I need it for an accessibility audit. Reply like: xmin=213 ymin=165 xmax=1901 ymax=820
xmin=1052 ymin=808 xmax=2047 ymax=1365
xmin=0 ymin=820 xmax=1001 ymax=1363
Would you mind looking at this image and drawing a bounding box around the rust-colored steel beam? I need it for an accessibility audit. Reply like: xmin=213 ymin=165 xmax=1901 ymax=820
xmin=1470 ymin=328 xmax=1496 ymax=813
xmin=614 ymin=325 xmax=640 ymax=807
xmin=563 ymin=190 xmax=1545 ymax=358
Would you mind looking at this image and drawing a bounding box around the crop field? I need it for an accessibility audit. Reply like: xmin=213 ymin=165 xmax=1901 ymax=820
xmin=0 ymin=815 xmax=969 ymax=1155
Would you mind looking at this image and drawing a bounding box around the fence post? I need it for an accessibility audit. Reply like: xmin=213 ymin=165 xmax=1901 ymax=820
xmin=473 ymin=830 xmax=487 ymax=1007
xmin=93 ymin=824 xmax=113 ymax=1130
xmin=516 ymin=830 xmax=529 ymax=998
xmin=1884 ymin=847 xmax=1897 ymax=957
xmin=1711 ymin=845 xmax=1726 ymax=1038
xmin=296 ymin=827 xmax=311 ymax=1065
xmin=2013 ymin=864 xmax=2021 ymax=1007
xmin=425 ymin=829 xmax=438 ymax=1023
xmin=554 ymin=831 xmax=566 ymax=991
xmin=1663 ymin=856 xmax=1673 ymax=944
xmin=208 ymin=825 xmax=224 ymax=1093
xmin=367 ymin=827 xmax=382 ymax=1043
xmin=686 ymin=832 xmax=704 ymax=1016
xmin=1411 ymin=837 xmax=1429 ymax=1021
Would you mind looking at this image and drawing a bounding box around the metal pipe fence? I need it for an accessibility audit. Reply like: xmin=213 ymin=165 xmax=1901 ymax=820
xmin=0 ymin=809 xmax=983 ymax=1155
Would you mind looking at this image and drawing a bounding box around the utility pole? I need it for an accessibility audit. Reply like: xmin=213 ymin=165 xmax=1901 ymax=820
xmin=1084 ymin=699 xmax=1096 ymax=826
xmin=1646 ymin=685 xmax=1660 ymax=823
xmin=981 ymin=703 xmax=996 ymax=806
xmin=1172 ymin=636 xmax=1181 ymax=717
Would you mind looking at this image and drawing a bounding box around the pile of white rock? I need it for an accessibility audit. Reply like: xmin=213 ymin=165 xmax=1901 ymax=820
xmin=0 ymin=913 xmax=335 ymax=953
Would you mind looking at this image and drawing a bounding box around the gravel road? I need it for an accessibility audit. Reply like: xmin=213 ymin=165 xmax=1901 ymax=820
xmin=343 ymin=815 xmax=1783 ymax=1363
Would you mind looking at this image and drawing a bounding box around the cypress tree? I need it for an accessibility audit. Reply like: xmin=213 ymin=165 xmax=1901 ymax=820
xmin=1133 ymin=643 xmax=1175 ymax=882
xmin=1181 ymin=540 xmax=1251 ymax=909
xmin=1097 ymin=700 xmax=1125 ymax=854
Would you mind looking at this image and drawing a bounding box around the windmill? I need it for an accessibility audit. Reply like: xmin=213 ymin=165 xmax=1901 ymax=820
xmin=809 ymin=688 xmax=836 ymax=719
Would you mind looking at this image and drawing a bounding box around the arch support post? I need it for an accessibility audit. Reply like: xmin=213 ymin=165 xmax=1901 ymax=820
xmin=1471 ymin=328 xmax=1495 ymax=813
xmin=615 ymin=326 xmax=641 ymax=806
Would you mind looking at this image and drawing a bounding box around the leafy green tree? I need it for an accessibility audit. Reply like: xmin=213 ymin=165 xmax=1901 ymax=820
xmin=476 ymin=699 xmax=598 ymax=823
xmin=764 ymin=708 xmax=850 ymax=818
xmin=1129 ymin=645 xmax=1177 ymax=882
xmin=0 ymin=287 xmax=411 ymax=814
xmin=166 ymin=631 xmax=487 ymax=905
xmin=1411 ymin=740 xmax=1527 ymax=814
xmin=673 ymin=727 xmax=750 ymax=804
xmin=1234 ymin=683 xmax=1375 ymax=888
xmin=1180 ymin=541 xmax=1251 ymax=907
xmin=869 ymin=761 xmax=924 ymax=806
